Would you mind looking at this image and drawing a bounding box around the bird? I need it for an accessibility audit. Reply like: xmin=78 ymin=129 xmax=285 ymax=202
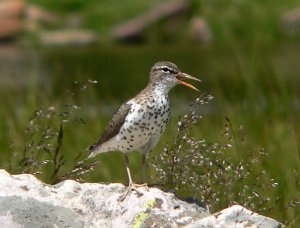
xmin=88 ymin=61 xmax=200 ymax=200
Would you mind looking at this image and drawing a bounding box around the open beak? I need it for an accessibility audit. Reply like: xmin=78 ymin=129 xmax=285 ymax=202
xmin=176 ymin=72 xmax=201 ymax=92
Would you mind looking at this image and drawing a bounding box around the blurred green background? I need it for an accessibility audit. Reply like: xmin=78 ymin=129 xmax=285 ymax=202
xmin=0 ymin=0 xmax=300 ymax=226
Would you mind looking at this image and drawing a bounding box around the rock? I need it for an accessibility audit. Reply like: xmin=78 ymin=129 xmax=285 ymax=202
xmin=281 ymin=8 xmax=300 ymax=36
xmin=0 ymin=169 xmax=284 ymax=227
xmin=0 ymin=0 xmax=25 ymax=19
xmin=0 ymin=0 xmax=58 ymax=39
xmin=0 ymin=18 xmax=22 ymax=39
xmin=39 ymin=30 xmax=98 ymax=46
xmin=190 ymin=205 xmax=284 ymax=227
xmin=0 ymin=0 xmax=25 ymax=39
xmin=112 ymin=0 xmax=191 ymax=42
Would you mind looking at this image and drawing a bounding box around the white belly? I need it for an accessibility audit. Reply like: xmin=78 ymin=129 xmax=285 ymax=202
xmin=92 ymin=92 xmax=170 ymax=155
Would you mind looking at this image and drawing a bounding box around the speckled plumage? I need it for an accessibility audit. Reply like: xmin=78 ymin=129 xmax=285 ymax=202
xmin=89 ymin=88 xmax=170 ymax=156
xmin=89 ymin=62 xmax=176 ymax=157
xmin=88 ymin=61 xmax=200 ymax=200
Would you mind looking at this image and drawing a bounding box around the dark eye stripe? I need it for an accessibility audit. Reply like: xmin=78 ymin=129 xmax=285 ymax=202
xmin=153 ymin=66 xmax=176 ymax=74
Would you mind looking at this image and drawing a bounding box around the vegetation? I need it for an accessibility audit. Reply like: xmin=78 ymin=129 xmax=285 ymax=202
xmin=152 ymin=94 xmax=279 ymax=213
xmin=0 ymin=0 xmax=299 ymax=226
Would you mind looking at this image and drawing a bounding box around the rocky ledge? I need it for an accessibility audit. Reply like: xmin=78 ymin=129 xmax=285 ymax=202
xmin=0 ymin=169 xmax=283 ymax=227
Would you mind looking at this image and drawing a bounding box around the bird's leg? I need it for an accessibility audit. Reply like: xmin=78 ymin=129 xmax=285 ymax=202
xmin=118 ymin=153 xmax=143 ymax=201
xmin=141 ymin=153 xmax=150 ymax=187
xmin=141 ymin=153 xmax=146 ymax=183
xmin=140 ymin=153 xmax=149 ymax=190
xmin=125 ymin=153 xmax=133 ymax=185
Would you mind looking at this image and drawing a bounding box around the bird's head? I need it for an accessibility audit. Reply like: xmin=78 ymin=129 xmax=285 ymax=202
xmin=149 ymin=61 xmax=201 ymax=92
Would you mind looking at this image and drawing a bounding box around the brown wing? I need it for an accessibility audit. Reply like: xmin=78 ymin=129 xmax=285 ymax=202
xmin=88 ymin=102 xmax=131 ymax=152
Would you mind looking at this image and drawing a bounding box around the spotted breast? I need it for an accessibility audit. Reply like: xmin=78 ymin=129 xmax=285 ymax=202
xmin=117 ymin=90 xmax=170 ymax=154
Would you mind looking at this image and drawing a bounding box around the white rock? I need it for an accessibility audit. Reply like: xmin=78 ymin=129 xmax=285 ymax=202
xmin=0 ymin=169 xmax=283 ymax=227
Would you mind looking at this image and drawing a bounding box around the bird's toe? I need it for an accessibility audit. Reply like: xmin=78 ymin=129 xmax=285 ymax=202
xmin=118 ymin=182 xmax=145 ymax=202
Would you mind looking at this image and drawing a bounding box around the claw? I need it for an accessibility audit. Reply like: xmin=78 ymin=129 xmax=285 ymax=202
xmin=118 ymin=154 xmax=148 ymax=201
xmin=118 ymin=183 xmax=144 ymax=202
xmin=135 ymin=183 xmax=149 ymax=191
xmin=118 ymin=182 xmax=144 ymax=202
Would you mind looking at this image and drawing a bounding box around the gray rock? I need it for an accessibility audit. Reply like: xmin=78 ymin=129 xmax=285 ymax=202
xmin=0 ymin=169 xmax=284 ymax=227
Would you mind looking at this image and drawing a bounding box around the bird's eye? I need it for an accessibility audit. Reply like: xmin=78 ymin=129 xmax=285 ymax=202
xmin=161 ymin=67 xmax=171 ymax=73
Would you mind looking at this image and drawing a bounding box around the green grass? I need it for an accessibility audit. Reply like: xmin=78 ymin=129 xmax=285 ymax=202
xmin=1 ymin=0 xmax=300 ymax=226
xmin=1 ymin=42 xmax=299 ymax=225
xmin=28 ymin=0 xmax=299 ymax=43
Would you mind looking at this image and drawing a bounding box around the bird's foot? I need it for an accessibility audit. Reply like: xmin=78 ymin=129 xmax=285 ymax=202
xmin=134 ymin=183 xmax=148 ymax=187
xmin=135 ymin=183 xmax=149 ymax=191
xmin=118 ymin=182 xmax=145 ymax=202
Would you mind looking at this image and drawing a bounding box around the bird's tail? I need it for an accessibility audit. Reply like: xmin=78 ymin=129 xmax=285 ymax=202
xmin=87 ymin=143 xmax=99 ymax=159
xmin=87 ymin=141 xmax=113 ymax=159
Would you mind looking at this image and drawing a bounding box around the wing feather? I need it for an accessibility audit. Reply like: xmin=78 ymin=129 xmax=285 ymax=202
xmin=88 ymin=102 xmax=131 ymax=152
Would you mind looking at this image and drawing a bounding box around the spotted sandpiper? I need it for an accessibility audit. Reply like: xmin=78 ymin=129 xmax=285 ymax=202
xmin=88 ymin=61 xmax=200 ymax=200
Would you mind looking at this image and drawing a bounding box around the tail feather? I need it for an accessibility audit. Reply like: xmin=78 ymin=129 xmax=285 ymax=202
xmin=87 ymin=143 xmax=100 ymax=158
xmin=87 ymin=136 xmax=118 ymax=158
xmin=88 ymin=143 xmax=98 ymax=152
